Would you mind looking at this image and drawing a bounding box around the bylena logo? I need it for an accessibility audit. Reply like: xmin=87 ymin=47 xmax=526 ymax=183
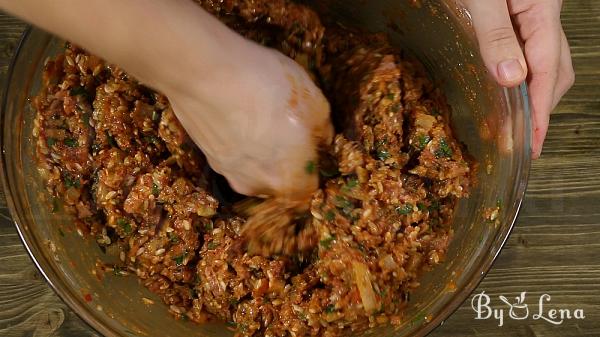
xmin=471 ymin=291 xmax=586 ymax=327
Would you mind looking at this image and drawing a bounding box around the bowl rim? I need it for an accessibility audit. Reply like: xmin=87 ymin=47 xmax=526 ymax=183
xmin=0 ymin=27 xmax=117 ymax=337
xmin=1 ymin=24 xmax=532 ymax=337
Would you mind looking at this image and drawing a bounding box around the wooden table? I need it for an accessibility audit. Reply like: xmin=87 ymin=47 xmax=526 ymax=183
xmin=1 ymin=1 xmax=599 ymax=336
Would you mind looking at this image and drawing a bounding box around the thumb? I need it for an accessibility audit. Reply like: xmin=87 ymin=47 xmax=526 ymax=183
xmin=465 ymin=0 xmax=527 ymax=87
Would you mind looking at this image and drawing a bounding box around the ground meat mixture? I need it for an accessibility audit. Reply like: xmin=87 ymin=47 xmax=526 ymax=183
xmin=32 ymin=1 xmax=474 ymax=336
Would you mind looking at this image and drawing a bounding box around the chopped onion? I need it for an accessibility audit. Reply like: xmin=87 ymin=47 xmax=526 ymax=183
xmin=380 ymin=254 xmax=398 ymax=270
xmin=352 ymin=261 xmax=379 ymax=313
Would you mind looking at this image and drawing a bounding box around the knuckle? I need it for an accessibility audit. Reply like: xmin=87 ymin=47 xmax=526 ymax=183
xmin=484 ymin=26 xmax=518 ymax=47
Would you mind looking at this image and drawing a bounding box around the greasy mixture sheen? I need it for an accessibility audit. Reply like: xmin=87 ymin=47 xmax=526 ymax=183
xmin=33 ymin=1 xmax=474 ymax=336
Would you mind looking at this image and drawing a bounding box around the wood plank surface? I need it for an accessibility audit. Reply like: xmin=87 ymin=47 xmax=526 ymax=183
xmin=1 ymin=1 xmax=599 ymax=336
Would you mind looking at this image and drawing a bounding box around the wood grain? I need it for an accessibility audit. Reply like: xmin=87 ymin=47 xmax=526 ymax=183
xmin=1 ymin=0 xmax=599 ymax=336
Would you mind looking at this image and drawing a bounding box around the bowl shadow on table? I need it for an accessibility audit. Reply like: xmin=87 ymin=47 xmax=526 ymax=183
xmin=0 ymin=1 xmax=531 ymax=336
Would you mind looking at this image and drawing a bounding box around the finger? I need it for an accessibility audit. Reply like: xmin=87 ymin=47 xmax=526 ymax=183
xmin=513 ymin=1 xmax=562 ymax=158
xmin=465 ymin=0 xmax=527 ymax=87
xmin=552 ymin=30 xmax=575 ymax=109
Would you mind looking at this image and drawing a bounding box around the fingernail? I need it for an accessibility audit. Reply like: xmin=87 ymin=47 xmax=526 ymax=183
xmin=498 ymin=59 xmax=525 ymax=84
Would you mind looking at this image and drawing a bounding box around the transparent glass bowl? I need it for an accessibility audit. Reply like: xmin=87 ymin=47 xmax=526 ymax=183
xmin=0 ymin=1 xmax=531 ymax=336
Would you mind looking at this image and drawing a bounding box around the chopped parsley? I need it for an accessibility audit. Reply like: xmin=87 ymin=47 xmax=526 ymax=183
xmin=417 ymin=134 xmax=431 ymax=150
xmin=334 ymin=196 xmax=354 ymax=216
xmin=429 ymin=200 xmax=440 ymax=212
xmin=325 ymin=304 xmax=336 ymax=313
xmin=305 ymin=160 xmax=316 ymax=175
xmin=81 ymin=113 xmax=90 ymax=126
xmin=204 ymin=222 xmax=214 ymax=231
xmin=207 ymin=241 xmax=218 ymax=250
xmin=377 ymin=148 xmax=391 ymax=161
xmin=172 ymin=252 xmax=187 ymax=266
xmin=63 ymin=173 xmax=81 ymax=189
xmin=152 ymin=183 xmax=160 ymax=197
xmin=168 ymin=232 xmax=179 ymax=244
xmin=320 ymin=236 xmax=335 ymax=249
xmin=342 ymin=176 xmax=359 ymax=192
xmin=434 ymin=139 xmax=453 ymax=158
xmin=387 ymin=93 xmax=395 ymax=100
xmin=417 ymin=202 xmax=426 ymax=211
xmin=46 ymin=137 xmax=57 ymax=147
xmin=396 ymin=203 xmax=414 ymax=215
xmin=324 ymin=210 xmax=335 ymax=221
xmin=117 ymin=218 xmax=132 ymax=234
xmin=64 ymin=138 xmax=78 ymax=147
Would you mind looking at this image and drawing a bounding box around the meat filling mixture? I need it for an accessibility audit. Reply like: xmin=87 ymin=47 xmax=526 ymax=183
xmin=33 ymin=1 xmax=474 ymax=336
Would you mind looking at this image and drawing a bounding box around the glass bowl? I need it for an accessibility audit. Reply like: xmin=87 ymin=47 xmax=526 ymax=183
xmin=0 ymin=1 xmax=531 ymax=336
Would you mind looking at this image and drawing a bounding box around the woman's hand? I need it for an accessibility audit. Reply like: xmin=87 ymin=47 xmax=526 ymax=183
xmin=463 ymin=0 xmax=575 ymax=158
xmin=168 ymin=44 xmax=333 ymax=202
xmin=0 ymin=0 xmax=333 ymax=201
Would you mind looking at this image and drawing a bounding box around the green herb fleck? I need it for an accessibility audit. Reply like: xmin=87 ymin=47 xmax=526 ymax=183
xmin=319 ymin=236 xmax=335 ymax=249
xmin=334 ymin=196 xmax=354 ymax=216
xmin=417 ymin=202 xmax=426 ymax=211
xmin=172 ymin=252 xmax=187 ymax=266
xmin=342 ymin=176 xmax=359 ymax=192
xmin=429 ymin=200 xmax=440 ymax=212
xmin=46 ymin=137 xmax=57 ymax=147
xmin=229 ymin=298 xmax=240 ymax=306
xmin=396 ymin=203 xmax=414 ymax=215
xmin=82 ymin=113 xmax=90 ymax=126
xmin=117 ymin=218 xmax=132 ymax=234
xmin=417 ymin=134 xmax=431 ymax=150
xmin=152 ymin=183 xmax=160 ymax=197
xmin=64 ymin=138 xmax=78 ymax=147
xmin=207 ymin=241 xmax=218 ymax=250
xmin=391 ymin=103 xmax=401 ymax=113
xmin=204 ymin=222 xmax=214 ymax=231
xmin=58 ymin=228 xmax=65 ymax=237
xmin=305 ymin=160 xmax=316 ymax=175
xmin=387 ymin=93 xmax=395 ymax=100
xmin=377 ymin=149 xmax=391 ymax=161
xmin=434 ymin=139 xmax=453 ymax=158
xmin=168 ymin=232 xmax=179 ymax=244
xmin=325 ymin=210 xmax=335 ymax=221
xmin=325 ymin=304 xmax=336 ymax=313
xmin=63 ymin=173 xmax=81 ymax=189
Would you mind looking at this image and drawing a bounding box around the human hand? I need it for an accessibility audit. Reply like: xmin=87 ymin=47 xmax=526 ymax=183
xmin=167 ymin=43 xmax=333 ymax=203
xmin=463 ymin=0 xmax=575 ymax=158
